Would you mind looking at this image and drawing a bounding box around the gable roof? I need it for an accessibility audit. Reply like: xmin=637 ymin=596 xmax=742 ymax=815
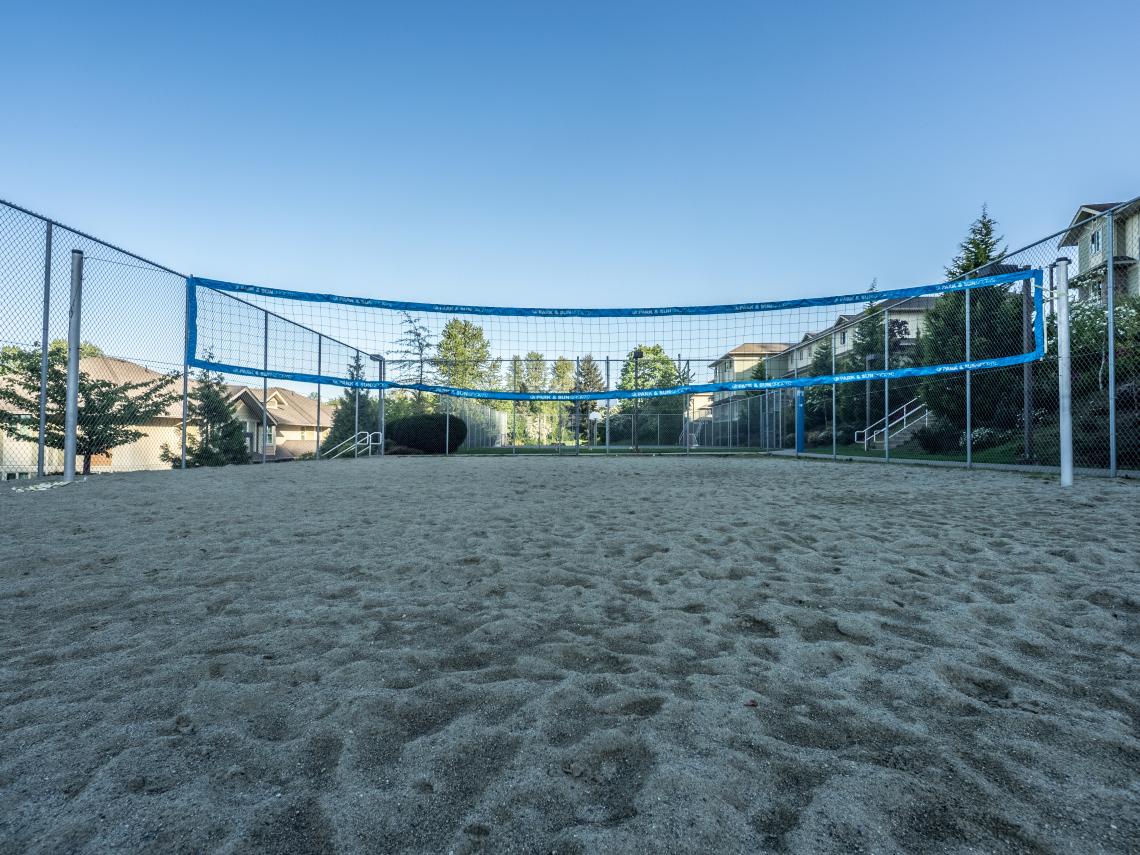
xmin=80 ymin=355 xmax=184 ymax=419
xmin=1060 ymin=203 xmax=1121 ymax=247
xmin=226 ymin=385 xmax=332 ymax=428
xmin=708 ymin=342 xmax=792 ymax=368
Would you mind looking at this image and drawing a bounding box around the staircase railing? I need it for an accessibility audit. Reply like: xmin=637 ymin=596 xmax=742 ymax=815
xmin=854 ymin=398 xmax=927 ymax=449
xmin=325 ymin=431 xmax=384 ymax=459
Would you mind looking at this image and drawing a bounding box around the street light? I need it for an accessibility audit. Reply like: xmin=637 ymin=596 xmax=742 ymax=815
xmin=632 ymin=349 xmax=644 ymax=453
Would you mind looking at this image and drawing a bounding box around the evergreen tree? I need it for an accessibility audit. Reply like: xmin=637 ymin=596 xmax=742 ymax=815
xmin=572 ymin=355 xmax=606 ymax=437
xmin=395 ymin=311 xmax=435 ymax=412
xmin=321 ymin=353 xmax=377 ymax=454
xmin=919 ymin=206 xmax=1020 ymax=427
xmin=946 ymin=205 xmax=1006 ymax=279
xmin=161 ymin=366 xmax=248 ymax=467
xmin=803 ymin=337 xmax=834 ymax=430
xmin=0 ymin=344 xmax=178 ymax=474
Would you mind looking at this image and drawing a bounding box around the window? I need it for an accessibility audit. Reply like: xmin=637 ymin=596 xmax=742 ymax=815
xmin=266 ymin=426 xmax=274 ymax=444
xmin=1090 ymin=228 xmax=1101 ymax=255
xmin=840 ymin=332 xmax=847 ymax=345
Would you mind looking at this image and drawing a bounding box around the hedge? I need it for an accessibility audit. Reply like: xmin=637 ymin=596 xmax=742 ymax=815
xmin=386 ymin=413 xmax=467 ymax=454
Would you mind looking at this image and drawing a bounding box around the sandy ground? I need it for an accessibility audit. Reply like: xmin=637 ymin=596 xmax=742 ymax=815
xmin=1 ymin=455 xmax=1137 ymax=855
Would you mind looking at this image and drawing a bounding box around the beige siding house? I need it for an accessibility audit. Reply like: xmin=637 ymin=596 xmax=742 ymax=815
xmin=0 ymin=355 xmax=332 ymax=479
xmin=1059 ymin=201 xmax=1140 ymax=299
xmin=226 ymin=385 xmax=334 ymax=461
xmin=763 ymin=296 xmax=937 ymax=378
xmin=708 ymin=343 xmax=790 ymax=402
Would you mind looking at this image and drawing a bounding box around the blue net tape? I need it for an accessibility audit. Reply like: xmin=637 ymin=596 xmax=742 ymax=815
xmin=187 ymin=269 xmax=1045 ymax=400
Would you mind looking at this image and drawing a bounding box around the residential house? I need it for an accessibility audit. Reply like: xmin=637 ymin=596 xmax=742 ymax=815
xmin=226 ymin=385 xmax=334 ymax=461
xmin=763 ymin=296 xmax=938 ymax=378
xmin=708 ymin=342 xmax=790 ymax=402
xmin=0 ymin=354 xmax=332 ymax=479
xmin=1058 ymin=201 xmax=1140 ymax=299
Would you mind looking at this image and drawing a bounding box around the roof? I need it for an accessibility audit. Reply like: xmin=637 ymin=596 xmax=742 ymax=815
xmin=226 ymin=385 xmax=332 ymax=428
xmin=708 ymin=342 xmax=792 ymax=368
xmin=1059 ymin=202 xmax=1123 ymax=247
xmin=877 ymin=295 xmax=939 ymax=312
xmin=80 ymin=355 xmax=183 ymax=419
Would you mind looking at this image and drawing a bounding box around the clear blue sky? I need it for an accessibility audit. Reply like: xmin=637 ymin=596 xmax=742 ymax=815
xmin=4 ymin=0 xmax=1139 ymax=308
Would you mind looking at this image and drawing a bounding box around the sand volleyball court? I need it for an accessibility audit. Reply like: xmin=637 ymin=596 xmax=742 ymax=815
xmin=1 ymin=456 xmax=1137 ymax=854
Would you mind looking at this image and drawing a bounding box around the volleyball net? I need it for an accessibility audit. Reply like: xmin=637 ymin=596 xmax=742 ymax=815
xmin=186 ymin=269 xmax=1044 ymax=403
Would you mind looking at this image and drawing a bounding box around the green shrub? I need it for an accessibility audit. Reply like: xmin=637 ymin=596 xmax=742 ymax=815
xmin=387 ymin=413 xmax=467 ymax=454
xmin=914 ymin=424 xmax=959 ymax=454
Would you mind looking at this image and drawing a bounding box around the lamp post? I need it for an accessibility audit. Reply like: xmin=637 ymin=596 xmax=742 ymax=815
xmin=632 ymin=349 xmax=644 ymax=453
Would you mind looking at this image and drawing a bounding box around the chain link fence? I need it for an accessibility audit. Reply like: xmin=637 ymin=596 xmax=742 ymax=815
xmin=2 ymin=196 xmax=1138 ymax=475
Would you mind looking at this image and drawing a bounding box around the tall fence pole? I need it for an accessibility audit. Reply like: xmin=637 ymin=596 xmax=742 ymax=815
xmin=377 ymin=356 xmax=385 ymax=456
xmin=1022 ymin=276 xmax=1034 ymax=463
xmin=62 ymin=250 xmax=83 ymax=483
xmin=315 ymin=335 xmax=322 ymax=459
xmin=605 ymin=357 xmax=611 ymax=454
xmin=575 ymin=357 xmax=581 ymax=456
xmin=1056 ymin=258 xmax=1073 ymax=487
xmin=964 ymin=291 xmax=972 ymax=469
xmin=883 ymin=307 xmax=890 ymax=464
xmin=180 ymin=277 xmax=189 ymax=470
xmin=445 ymin=395 xmax=450 ymax=456
xmin=831 ymin=330 xmax=837 ymax=460
xmin=262 ymin=314 xmax=269 ymax=465
xmin=1105 ymin=211 xmax=1117 ymax=476
xmin=36 ymin=222 xmax=52 ymax=478
xmin=353 ymin=351 xmax=360 ymax=459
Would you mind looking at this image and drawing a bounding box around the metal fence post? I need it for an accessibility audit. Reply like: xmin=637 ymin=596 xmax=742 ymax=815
xmin=746 ymin=392 xmax=751 ymax=449
xmin=377 ymin=355 xmax=385 ymax=456
xmin=1022 ymin=276 xmax=1034 ymax=463
xmin=1106 ymin=211 xmax=1117 ymax=476
xmin=1056 ymin=258 xmax=1073 ymax=487
xmin=353 ymin=351 xmax=360 ymax=459
xmin=315 ymin=335 xmax=322 ymax=459
xmin=262 ymin=314 xmax=270 ymax=464
xmin=605 ymin=357 xmax=611 ymax=453
xmin=831 ymin=330 xmax=837 ymax=459
xmin=684 ymin=393 xmax=691 ymax=454
xmin=181 ymin=277 xmax=189 ymax=470
xmin=883 ymin=307 xmax=890 ymax=464
xmin=964 ymin=291 xmax=971 ymax=469
xmin=63 ymin=250 xmax=83 ymax=483
xmin=445 ymin=395 xmax=450 ymax=456
xmin=511 ymin=360 xmax=517 ymax=454
xmin=575 ymin=356 xmax=581 ymax=456
xmin=36 ymin=222 xmax=52 ymax=478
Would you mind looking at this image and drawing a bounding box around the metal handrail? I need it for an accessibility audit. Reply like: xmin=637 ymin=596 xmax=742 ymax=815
xmin=855 ymin=397 xmax=923 ymax=445
xmin=325 ymin=431 xmax=384 ymax=459
xmin=855 ymin=398 xmax=929 ymax=449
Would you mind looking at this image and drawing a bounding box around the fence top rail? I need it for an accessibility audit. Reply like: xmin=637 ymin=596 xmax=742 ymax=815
xmin=0 ymin=197 xmax=186 ymax=279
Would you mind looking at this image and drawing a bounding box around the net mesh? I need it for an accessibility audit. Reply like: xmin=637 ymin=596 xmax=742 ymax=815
xmin=188 ymin=270 xmax=1044 ymax=403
